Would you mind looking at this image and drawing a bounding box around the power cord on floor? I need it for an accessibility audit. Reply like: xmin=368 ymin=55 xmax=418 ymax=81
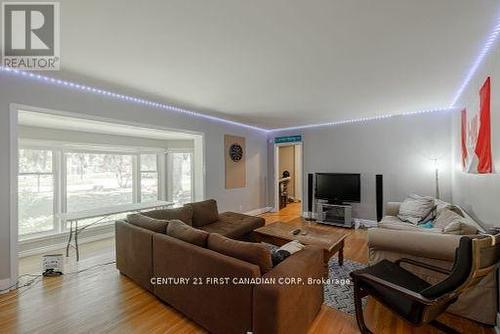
xmin=0 ymin=260 xmax=117 ymax=304
xmin=0 ymin=273 xmax=42 ymax=293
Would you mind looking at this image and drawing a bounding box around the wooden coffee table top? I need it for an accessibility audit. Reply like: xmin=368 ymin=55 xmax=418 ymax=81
xmin=254 ymin=219 xmax=348 ymax=252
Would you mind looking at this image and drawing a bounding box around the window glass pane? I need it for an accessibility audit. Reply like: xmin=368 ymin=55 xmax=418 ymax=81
xmin=140 ymin=154 xmax=158 ymax=203
xmin=19 ymin=149 xmax=52 ymax=173
xmin=18 ymin=149 xmax=55 ymax=236
xmin=171 ymin=153 xmax=192 ymax=205
xmin=141 ymin=172 xmax=158 ymax=202
xmin=66 ymin=153 xmax=133 ymax=214
xmin=140 ymin=154 xmax=157 ymax=171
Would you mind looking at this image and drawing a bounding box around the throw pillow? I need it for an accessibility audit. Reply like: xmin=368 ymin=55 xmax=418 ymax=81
xmin=185 ymin=199 xmax=219 ymax=227
xmin=166 ymin=219 xmax=209 ymax=247
xmin=397 ymin=194 xmax=435 ymax=225
xmin=434 ymin=209 xmax=477 ymax=235
xmin=127 ymin=213 xmax=169 ymax=233
xmin=207 ymin=233 xmax=273 ymax=274
xmin=271 ymin=240 xmax=305 ymax=266
xmin=142 ymin=206 xmax=193 ymax=226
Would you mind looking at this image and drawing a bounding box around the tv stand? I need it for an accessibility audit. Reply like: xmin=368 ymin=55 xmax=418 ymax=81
xmin=316 ymin=202 xmax=353 ymax=228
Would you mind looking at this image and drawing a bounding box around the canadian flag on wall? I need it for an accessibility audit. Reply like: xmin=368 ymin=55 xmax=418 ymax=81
xmin=462 ymin=76 xmax=494 ymax=173
xmin=475 ymin=77 xmax=492 ymax=173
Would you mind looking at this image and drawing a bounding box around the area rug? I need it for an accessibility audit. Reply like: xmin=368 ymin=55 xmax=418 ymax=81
xmin=263 ymin=243 xmax=366 ymax=316
xmin=324 ymin=258 xmax=367 ymax=316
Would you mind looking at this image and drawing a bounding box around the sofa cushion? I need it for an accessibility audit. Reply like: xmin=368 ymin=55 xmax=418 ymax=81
xmin=127 ymin=213 xmax=169 ymax=233
xmin=207 ymin=233 xmax=273 ymax=274
xmin=434 ymin=209 xmax=478 ymax=235
xmin=397 ymin=194 xmax=435 ymax=225
xmin=198 ymin=212 xmax=265 ymax=239
xmin=185 ymin=199 xmax=219 ymax=227
xmin=379 ymin=216 xmax=442 ymax=234
xmin=141 ymin=206 xmax=193 ymax=226
xmin=166 ymin=219 xmax=209 ymax=247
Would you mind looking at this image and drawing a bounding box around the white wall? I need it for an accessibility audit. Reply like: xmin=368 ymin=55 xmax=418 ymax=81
xmin=269 ymin=111 xmax=454 ymax=219
xmin=0 ymin=73 xmax=269 ymax=283
xmin=18 ymin=125 xmax=195 ymax=150
xmin=451 ymin=41 xmax=500 ymax=229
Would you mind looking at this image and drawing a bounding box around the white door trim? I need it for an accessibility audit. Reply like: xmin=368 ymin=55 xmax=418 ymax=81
xmin=273 ymin=141 xmax=304 ymax=212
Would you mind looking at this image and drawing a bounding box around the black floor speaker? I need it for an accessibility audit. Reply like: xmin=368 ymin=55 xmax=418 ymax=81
xmin=306 ymin=173 xmax=315 ymax=221
xmin=376 ymin=174 xmax=383 ymax=222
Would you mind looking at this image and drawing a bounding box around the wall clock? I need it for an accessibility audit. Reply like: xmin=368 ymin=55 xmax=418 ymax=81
xmin=229 ymin=143 xmax=243 ymax=162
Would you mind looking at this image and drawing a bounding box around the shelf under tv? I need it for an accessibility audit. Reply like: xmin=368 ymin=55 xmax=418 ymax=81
xmin=316 ymin=202 xmax=353 ymax=228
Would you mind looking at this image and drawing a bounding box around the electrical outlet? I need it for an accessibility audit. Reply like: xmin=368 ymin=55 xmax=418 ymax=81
xmin=239 ymin=205 xmax=243 ymax=211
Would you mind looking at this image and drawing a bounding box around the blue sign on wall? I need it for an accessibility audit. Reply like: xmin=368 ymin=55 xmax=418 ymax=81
xmin=274 ymin=135 xmax=302 ymax=144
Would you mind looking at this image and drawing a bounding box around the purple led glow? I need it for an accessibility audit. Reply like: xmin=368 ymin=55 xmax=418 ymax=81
xmin=450 ymin=15 xmax=500 ymax=107
xmin=0 ymin=66 xmax=458 ymax=133
xmin=269 ymin=108 xmax=457 ymax=132
xmin=0 ymin=66 xmax=269 ymax=133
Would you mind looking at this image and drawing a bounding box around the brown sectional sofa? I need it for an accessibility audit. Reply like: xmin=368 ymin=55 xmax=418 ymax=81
xmin=116 ymin=200 xmax=325 ymax=334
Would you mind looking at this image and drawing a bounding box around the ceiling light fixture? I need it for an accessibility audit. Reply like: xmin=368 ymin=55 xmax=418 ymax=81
xmin=0 ymin=66 xmax=270 ymax=133
xmin=449 ymin=15 xmax=500 ymax=108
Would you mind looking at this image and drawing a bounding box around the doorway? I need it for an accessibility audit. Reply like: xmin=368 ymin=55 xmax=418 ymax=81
xmin=274 ymin=143 xmax=303 ymax=213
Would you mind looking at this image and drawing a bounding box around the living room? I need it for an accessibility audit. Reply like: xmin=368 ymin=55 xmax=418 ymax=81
xmin=1 ymin=1 xmax=500 ymax=334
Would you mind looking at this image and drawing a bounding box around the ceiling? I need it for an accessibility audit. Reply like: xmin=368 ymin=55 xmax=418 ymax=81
xmin=52 ymin=0 xmax=500 ymax=129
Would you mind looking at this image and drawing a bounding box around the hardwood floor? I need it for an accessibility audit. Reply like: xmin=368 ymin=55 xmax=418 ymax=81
xmin=0 ymin=203 xmax=493 ymax=334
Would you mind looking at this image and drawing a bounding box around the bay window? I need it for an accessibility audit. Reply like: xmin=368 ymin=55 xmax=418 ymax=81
xmin=19 ymin=148 xmax=164 ymax=240
xmin=18 ymin=145 xmax=195 ymax=240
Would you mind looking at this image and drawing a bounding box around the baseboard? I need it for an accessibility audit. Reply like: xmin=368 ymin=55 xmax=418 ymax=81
xmin=0 ymin=278 xmax=12 ymax=293
xmin=19 ymin=230 xmax=115 ymax=258
xmin=302 ymin=211 xmax=317 ymax=219
xmin=354 ymin=218 xmax=378 ymax=228
xmin=245 ymin=207 xmax=272 ymax=216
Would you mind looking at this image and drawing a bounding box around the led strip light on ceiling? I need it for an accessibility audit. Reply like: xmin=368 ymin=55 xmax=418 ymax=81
xmin=1 ymin=12 xmax=499 ymax=134
xmin=0 ymin=66 xmax=458 ymax=133
xmin=268 ymin=108 xmax=457 ymax=132
xmin=449 ymin=14 xmax=500 ymax=108
xmin=0 ymin=66 xmax=270 ymax=133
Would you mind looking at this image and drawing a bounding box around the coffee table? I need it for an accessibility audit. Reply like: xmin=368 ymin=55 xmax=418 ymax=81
xmin=253 ymin=219 xmax=348 ymax=265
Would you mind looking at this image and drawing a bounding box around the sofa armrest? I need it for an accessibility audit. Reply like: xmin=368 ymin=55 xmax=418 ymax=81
xmin=253 ymin=246 xmax=325 ymax=334
xmin=368 ymin=228 xmax=461 ymax=262
xmin=385 ymin=202 xmax=402 ymax=216
xmin=115 ymin=221 xmax=154 ymax=291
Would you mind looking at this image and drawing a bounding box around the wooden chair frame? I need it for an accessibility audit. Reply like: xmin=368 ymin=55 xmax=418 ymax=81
xmin=351 ymin=235 xmax=500 ymax=334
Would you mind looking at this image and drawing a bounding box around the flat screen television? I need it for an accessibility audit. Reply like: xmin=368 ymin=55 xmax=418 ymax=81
xmin=315 ymin=173 xmax=361 ymax=203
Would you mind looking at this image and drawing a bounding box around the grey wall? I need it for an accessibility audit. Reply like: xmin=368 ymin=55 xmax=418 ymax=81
xmin=269 ymin=111 xmax=454 ymax=219
xmin=451 ymin=41 xmax=500 ymax=229
xmin=0 ymin=73 xmax=269 ymax=282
